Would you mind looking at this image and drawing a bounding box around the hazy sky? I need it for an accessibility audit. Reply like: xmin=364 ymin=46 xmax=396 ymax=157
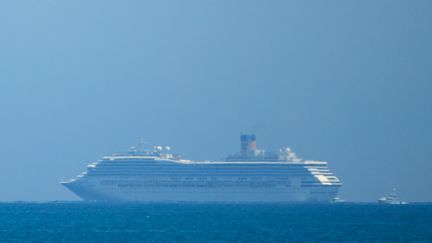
xmin=0 ymin=1 xmax=431 ymax=201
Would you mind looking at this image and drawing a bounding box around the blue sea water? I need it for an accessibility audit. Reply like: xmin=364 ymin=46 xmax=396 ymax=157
xmin=0 ymin=203 xmax=431 ymax=242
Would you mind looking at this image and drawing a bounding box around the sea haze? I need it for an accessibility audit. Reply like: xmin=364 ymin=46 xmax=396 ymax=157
xmin=0 ymin=202 xmax=431 ymax=242
xmin=0 ymin=0 xmax=431 ymax=202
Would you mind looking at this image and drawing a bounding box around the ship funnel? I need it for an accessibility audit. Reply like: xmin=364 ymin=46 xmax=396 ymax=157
xmin=240 ymin=134 xmax=256 ymax=156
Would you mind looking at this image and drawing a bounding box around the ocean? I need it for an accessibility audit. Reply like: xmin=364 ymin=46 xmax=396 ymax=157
xmin=0 ymin=203 xmax=431 ymax=242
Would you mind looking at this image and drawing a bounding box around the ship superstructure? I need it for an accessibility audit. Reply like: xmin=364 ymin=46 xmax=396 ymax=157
xmin=61 ymin=135 xmax=342 ymax=202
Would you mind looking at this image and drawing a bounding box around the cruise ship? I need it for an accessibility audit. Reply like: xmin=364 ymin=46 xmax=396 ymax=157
xmin=61 ymin=135 xmax=342 ymax=202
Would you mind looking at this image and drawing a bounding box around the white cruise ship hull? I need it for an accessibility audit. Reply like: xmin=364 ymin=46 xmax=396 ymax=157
xmin=61 ymin=157 xmax=341 ymax=202
xmin=63 ymin=182 xmax=339 ymax=202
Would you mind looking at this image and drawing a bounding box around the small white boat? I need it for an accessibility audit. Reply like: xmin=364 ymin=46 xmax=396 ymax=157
xmin=378 ymin=188 xmax=407 ymax=205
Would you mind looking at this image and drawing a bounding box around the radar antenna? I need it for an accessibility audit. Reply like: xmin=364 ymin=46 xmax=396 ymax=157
xmin=129 ymin=138 xmax=148 ymax=153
